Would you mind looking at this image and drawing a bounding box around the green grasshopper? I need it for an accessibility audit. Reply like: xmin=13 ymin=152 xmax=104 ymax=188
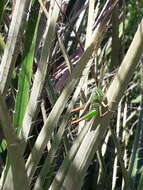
xmin=70 ymin=88 xmax=109 ymax=124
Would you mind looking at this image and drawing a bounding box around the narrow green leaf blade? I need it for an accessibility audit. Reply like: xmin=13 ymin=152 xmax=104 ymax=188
xmin=13 ymin=1 xmax=40 ymax=128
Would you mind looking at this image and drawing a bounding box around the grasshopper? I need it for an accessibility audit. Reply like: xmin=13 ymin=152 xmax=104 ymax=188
xmin=70 ymin=88 xmax=109 ymax=124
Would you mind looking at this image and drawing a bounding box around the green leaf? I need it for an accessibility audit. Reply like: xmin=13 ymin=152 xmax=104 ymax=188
xmin=13 ymin=1 xmax=40 ymax=128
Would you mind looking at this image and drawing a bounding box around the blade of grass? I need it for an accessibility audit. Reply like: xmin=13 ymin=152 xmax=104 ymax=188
xmin=58 ymin=34 xmax=72 ymax=74
xmin=45 ymin=75 xmax=58 ymax=106
xmin=0 ymin=0 xmax=32 ymax=95
xmin=85 ymin=0 xmax=95 ymax=49
xmin=13 ymin=0 xmax=40 ymax=129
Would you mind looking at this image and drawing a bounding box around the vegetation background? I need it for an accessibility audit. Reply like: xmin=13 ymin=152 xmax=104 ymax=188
xmin=0 ymin=0 xmax=143 ymax=190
